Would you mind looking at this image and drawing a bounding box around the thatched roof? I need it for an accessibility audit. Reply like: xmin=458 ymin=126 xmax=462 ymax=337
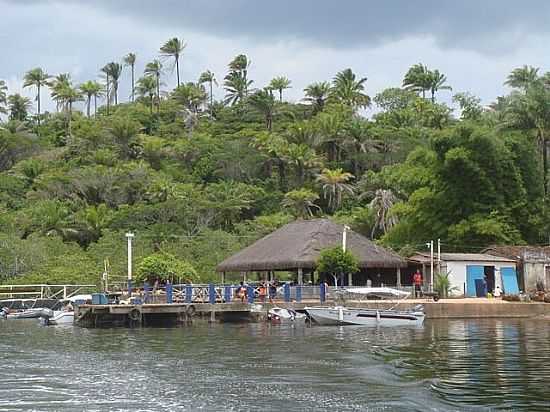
xmin=216 ymin=219 xmax=406 ymax=272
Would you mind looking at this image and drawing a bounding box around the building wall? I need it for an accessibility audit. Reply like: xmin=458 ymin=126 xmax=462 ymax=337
xmin=444 ymin=261 xmax=516 ymax=297
xmin=524 ymin=262 xmax=547 ymax=291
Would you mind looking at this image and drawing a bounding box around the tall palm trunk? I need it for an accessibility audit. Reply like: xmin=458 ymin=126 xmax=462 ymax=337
xmin=106 ymin=74 xmax=110 ymax=115
xmin=176 ymin=57 xmax=180 ymax=87
xmin=209 ymin=81 xmax=213 ymax=118
xmin=156 ymin=75 xmax=160 ymax=114
xmin=541 ymin=129 xmax=548 ymax=196
xmin=86 ymin=95 xmax=91 ymax=117
xmin=131 ymin=64 xmax=135 ymax=102
xmin=37 ymin=84 xmax=41 ymax=126
xmin=279 ymin=89 xmax=283 ymax=102
xmin=94 ymin=94 xmax=97 ymax=117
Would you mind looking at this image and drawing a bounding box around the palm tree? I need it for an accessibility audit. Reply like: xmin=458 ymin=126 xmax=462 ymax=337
xmin=403 ymin=63 xmax=431 ymax=98
xmin=136 ymin=76 xmax=157 ymax=113
xmin=248 ymin=89 xmax=276 ymax=131
xmin=282 ymin=189 xmax=320 ymax=219
xmin=428 ymin=69 xmax=452 ymax=102
xmin=303 ymin=81 xmax=331 ymax=114
xmin=22 ymin=67 xmax=50 ymax=124
xmin=269 ymin=76 xmax=291 ymax=102
xmin=331 ymin=68 xmax=370 ymax=109
xmin=505 ymin=65 xmax=540 ymax=90
xmin=144 ymin=60 xmax=163 ymax=112
xmin=0 ymin=80 xmax=7 ymax=115
xmin=79 ymin=81 xmax=103 ymax=117
xmin=368 ymin=189 xmax=399 ymax=239
xmin=102 ymin=62 xmax=123 ymax=105
xmin=123 ymin=53 xmax=137 ymax=102
xmin=316 ymin=168 xmax=355 ymax=212
xmin=7 ymin=94 xmax=32 ymax=121
xmin=48 ymin=73 xmax=71 ymax=112
xmin=160 ymin=37 xmax=186 ymax=87
xmin=198 ymin=70 xmax=217 ymax=117
xmin=172 ymin=82 xmax=207 ymax=114
xmin=281 ymin=143 xmax=320 ymax=186
xmin=56 ymin=84 xmax=82 ymax=134
xmin=100 ymin=64 xmax=111 ymax=114
xmin=228 ymin=54 xmax=251 ymax=95
xmin=223 ymin=71 xmax=252 ymax=105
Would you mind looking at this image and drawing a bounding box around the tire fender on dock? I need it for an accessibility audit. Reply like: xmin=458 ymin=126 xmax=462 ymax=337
xmin=186 ymin=304 xmax=196 ymax=316
xmin=128 ymin=308 xmax=142 ymax=321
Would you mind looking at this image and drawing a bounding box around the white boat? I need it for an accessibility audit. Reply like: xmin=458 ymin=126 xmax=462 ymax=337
xmin=305 ymin=306 xmax=425 ymax=326
xmin=306 ymin=287 xmax=425 ymax=326
xmin=267 ymin=307 xmax=307 ymax=325
xmin=5 ymin=307 xmax=52 ymax=319
xmin=41 ymin=310 xmax=74 ymax=325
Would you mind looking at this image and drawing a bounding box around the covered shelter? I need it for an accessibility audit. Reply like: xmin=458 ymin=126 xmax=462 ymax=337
xmin=216 ymin=219 xmax=406 ymax=286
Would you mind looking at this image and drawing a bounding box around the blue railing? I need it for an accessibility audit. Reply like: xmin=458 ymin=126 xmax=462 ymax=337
xmin=111 ymin=283 xmax=330 ymax=305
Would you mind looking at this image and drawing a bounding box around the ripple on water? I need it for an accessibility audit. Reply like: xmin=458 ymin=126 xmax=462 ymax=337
xmin=1 ymin=319 xmax=550 ymax=411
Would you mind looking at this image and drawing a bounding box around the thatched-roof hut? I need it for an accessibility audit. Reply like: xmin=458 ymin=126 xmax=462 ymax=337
xmin=217 ymin=219 xmax=406 ymax=285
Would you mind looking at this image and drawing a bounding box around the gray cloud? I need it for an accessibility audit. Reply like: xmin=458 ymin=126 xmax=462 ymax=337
xmin=8 ymin=0 xmax=550 ymax=52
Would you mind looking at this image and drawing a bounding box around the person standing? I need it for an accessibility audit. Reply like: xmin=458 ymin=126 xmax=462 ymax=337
xmin=413 ymin=270 xmax=423 ymax=298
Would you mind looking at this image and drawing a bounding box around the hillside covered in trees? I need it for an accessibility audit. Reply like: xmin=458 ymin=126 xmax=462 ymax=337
xmin=0 ymin=37 xmax=549 ymax=285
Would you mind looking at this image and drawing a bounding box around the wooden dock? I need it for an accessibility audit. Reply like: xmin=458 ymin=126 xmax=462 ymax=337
xmin=74 ymin=298 xmax=550 ymax=328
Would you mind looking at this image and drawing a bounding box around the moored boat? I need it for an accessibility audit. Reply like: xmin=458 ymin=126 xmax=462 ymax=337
xmin=305 ymin=306 xmax=425 ymax=326
xmin=5 ymin=307 xmax=53 ymax=320
xmin=41 ymin=310 xmax=74 ymax=325
xmin=267 ymin=307 xmax=307 ymax=325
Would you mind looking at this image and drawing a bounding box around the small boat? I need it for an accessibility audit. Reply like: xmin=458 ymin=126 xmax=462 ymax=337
xmin=41 ymin=310 xmax=74 ymax=325
xmin=5 ymin=307 xmax=52 ymax=320
xmin=305 ymin=306 xmax=425 ymax=326
xmin=267 ymin=307 xmax=307 ymax=325
xmin=306 ymin=287 xmax=425 ymax=327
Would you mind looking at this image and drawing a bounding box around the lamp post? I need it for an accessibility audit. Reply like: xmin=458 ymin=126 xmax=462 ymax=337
xmin=343 ymin=225 xmax=351 ymax=286
xmin=426 ymin=240 xmax=434 ymax=292
xmin=126 ymin=232 xmax=134 ymax=294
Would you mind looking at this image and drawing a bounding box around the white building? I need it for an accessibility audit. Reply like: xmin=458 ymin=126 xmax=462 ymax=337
xmin=408 ymin=253 xmax=518 ymax=297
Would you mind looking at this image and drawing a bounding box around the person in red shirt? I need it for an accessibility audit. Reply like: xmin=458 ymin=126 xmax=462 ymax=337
xmin=413 ymin=270 xmax=423 ymax=298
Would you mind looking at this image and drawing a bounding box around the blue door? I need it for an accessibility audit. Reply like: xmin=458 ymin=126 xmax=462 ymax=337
xmin=466 ymin=265 xmax=485 ymax=297
xmin=501 ymin=267 xmax=519 ymax=295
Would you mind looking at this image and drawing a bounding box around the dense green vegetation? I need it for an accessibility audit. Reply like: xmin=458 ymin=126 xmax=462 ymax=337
xmin=1 ymin=39 xmax=549 ymax=285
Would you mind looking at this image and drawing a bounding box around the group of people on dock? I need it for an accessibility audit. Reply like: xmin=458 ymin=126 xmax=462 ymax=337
xmin=235 ymin=281 xmax=278 ymax=303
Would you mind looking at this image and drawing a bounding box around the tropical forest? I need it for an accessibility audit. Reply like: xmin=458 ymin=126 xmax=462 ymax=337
xmin=0 ymin=37 xmax=548 ymax=285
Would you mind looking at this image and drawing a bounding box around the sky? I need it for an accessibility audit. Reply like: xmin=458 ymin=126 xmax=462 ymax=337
xmin=2 ymin=0 xmax=550 ymax=114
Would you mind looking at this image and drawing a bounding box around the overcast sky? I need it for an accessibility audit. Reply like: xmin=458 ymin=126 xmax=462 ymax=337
xmin=2 ymin=0 xmax=550 ymax=114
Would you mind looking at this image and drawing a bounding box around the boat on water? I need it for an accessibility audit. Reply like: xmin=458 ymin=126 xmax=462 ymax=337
xmin=267 ymin=307 xmax=307 ymax=325
xmin=39 ymin=294 xmax=91 ymax=326
xmin=305 ymin=306 xmax=424 ymax=326
xmin=2 ymin=307 xmax=53 ymax=320
xmin=305 ymin=287 xmax=425 ymax=327
xmin=41 ymin=310 xmax=74 ymax=325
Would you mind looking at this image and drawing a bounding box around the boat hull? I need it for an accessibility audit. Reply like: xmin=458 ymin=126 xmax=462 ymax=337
xmin=41 ymin=311 xmax=74 ymax=325
xmin=305 ymin=307 xmax=425 ymax=327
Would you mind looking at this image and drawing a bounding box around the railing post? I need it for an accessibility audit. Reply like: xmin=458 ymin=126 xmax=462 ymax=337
xmin=144 ymin=282 xmax=151 ymax=303
xmin=185 ymin=285 xmax=193 ymax=304
xmin=247 ymin=285 xmax=255 ymax=304
xmin=320 ymin=282 xmax=326 ymax=303
xmin=209 ymin=283 xmax=216 ymax=304
xmin=224 ymin=286 xmax=232 ymax=303
xmin=166 ymin=282 xmax=173 ymax=304
xmin=284 ymin=283 xmax=291 ymax=302
xmin=296 ymin=285 xmax=302 ymax=302
xmin=63 ymin=285 xmax=67 ymax=299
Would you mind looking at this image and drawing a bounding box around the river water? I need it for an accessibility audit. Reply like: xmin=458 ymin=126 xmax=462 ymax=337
xmin=1 ymin=318 xmax=549 ymax=411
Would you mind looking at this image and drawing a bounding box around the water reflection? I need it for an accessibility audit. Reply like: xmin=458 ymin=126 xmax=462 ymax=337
xmin=1 ymin=319 xmax=550 ymax=411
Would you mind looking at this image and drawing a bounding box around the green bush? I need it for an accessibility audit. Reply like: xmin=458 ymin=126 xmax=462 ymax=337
xmin=136 ymin=252 xmax=198 ymax=284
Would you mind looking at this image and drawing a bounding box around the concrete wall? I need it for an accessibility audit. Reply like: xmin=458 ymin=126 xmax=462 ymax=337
xmin=443 ymin=261 xmax=516 ymax=297
xmin=524 ymin=262 xmax=548 ymax=291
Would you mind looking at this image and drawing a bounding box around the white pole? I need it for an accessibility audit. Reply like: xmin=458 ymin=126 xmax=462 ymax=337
xmin=126 ymin=233 xmax=134 ymax=292
xmin=437 ymin=239 xmax=441 ymax=263
xmin=430 ymin=240 xmax=434 ymax=292
xmin=342 ymin=225 xmax=350 ymax=252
